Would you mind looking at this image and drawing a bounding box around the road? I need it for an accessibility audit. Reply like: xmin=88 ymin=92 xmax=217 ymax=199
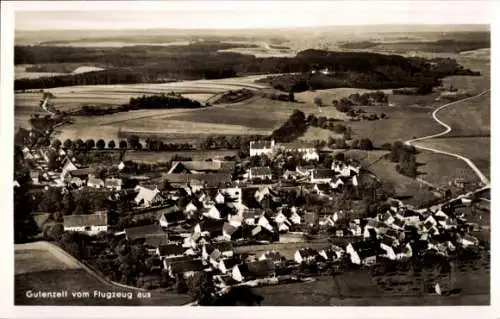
xmin=404 ymin=90 xmax=490 ymax=186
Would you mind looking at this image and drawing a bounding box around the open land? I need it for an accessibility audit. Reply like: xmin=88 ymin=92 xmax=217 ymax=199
xmin=15 ymin=241 xmax=191 ymax=305
xmin=418 ymin=137 xmax=490 ymax=180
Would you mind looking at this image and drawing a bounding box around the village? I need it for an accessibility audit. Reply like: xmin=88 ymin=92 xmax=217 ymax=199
xmin=14 ymin=125 xmax=489 ymax=302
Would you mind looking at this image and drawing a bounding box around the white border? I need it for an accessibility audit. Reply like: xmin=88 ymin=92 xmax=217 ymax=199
xmin=1 ymin=1 xmax=498 ymax=318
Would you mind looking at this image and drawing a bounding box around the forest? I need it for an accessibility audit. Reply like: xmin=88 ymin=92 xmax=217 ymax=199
xmin=15 ymin=44 xmax=479 ymax=91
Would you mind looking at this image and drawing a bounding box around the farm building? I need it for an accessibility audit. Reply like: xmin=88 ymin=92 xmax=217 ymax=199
xmin=249 ymin=140 xmax=275 ymax=157
xmin=63 ymin=212 xmax=108 ymax=235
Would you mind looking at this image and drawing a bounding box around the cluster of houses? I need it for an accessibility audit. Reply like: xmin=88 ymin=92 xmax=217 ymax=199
xmin=22 ymin=138 xmax=483 ymax=291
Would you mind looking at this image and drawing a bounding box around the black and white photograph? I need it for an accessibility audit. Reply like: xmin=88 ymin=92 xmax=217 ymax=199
xmin=1 ymin=0 xmax=497 ymax=317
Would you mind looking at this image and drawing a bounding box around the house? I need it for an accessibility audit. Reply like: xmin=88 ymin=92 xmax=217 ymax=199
xmin=194 ymin=219 xmax=226 ymax=237
xmin=64 ymin=168 xmax=92 ymax=184
xmin=63 ymin=212 xmax=108 ymax=236
xmin=232 ymin=260 xmax=276 ymax=282
xmin=134 ymin=185 xmax=165 ymax=207
xmin=330 ymin=178 xmax=344 ymax=190
xmin=144 ymin=234 xmax=170 ymax=248
xmin=380 ymin=211 xmax=395 ymax=225
xmin=278 ymin=141 xmax=319 ymax=161
xmin=249 ymin=140 xmax=275 ymax=157
xmin=423 ymin=215 xmax=438 ymax=231
xmin=167 ymin=161 xmax=235 ymax=174
xmin=346 ymin=242 xmax=378 ymax=266
xmin=59 ymin=157 xmax=80 ymax=180
xmin=251 ymin=225 xmax=275 ymax=242
xmin=163 ymin=173 xmax=232 ymax=188
xmin=257 ymin=215 xmax=274 ymax=232
xmin=214 ymin=191 xmax=225 ymax=204
xmin=242 ymin=210 xmax=264 ymax=226
xmin=30 ymin=170 xmax=41 ymax=185
xmin=217 ymin=258 xmax=241 ymax=274
xmin=87 ymin=175 xmax=105 ymax=188
xmin=277 ymin=222 xmax=290 ymax=233
xmin=296 ymin=165 xmax=315 ymax=177
xmin=227 ymin=202 xmax=249 ymax=216
xmin=331 ymin=162 xmax=359 ymax=177
xmin=105 ymin=178 xmax=122 ymax=191
xmin=184 ymin=201 xmax=199 ymax=216
xmin=158 ymin=206 xmax=185 ymax=228
xmin=319 ymin=216 xmax=335 ymax=228
xmin=254 ymin=186 xmax=279 ymax=202
xmin=168 ymin=258 xmax=205 ymax=279
xmin=294 ymin=248 xmax=318 ymax=264
xmin=394 ymin=243 xmax=413 ymax=260
xmin=457 ymin=234 xmax=479 ymax=248
xmin=310 ymin=169 xmax=334 ymax=184
xmin=125 ymin=224 xmax=166 ymax=242
xmin=69 ymin=176 xmax=86 ymax=188
xmin=273 ymin=210 xmax=290 ymax=225
xmin=391 ymin=217 xmax=406 ymax=230
xmin=203 ymin=203 xmax=233 ymax=220
xmin=318 ymin=245 xmax=344 ymax=262
xmin=401 ymin=209 xmax=420 ymax=223
xmin=313 ymin=183 xmax=331 ymax=196
xmin=156 ymin=244 xmax=186 ymax=260
xmin=258 ymin=251 xmax=286 ymax=265
xmin=380 ymin=235 xmax=399 ymax=260
xmin=349 ymin=222 xmax=362 ymax=236
xmin=248 ymin=167 xmax=272 ymax=181
xmin=217 ymin=187 xmax=242 ymax=204
xmin=284 ymin=208 xmax=301 ymax=225
xmin=222 ymin=222 xmax=240 ymax=240
xmin=228 ymin=214 xmax=244 ymax=228
xmin=304 ymin=211 xmax=319 ymax=227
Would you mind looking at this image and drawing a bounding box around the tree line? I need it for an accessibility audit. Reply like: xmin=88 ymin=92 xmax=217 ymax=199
xmin=15 ymin=46 xmax=479 ymax=91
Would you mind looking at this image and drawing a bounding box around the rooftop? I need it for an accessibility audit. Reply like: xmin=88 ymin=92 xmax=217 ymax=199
xmin=63 ymin=212 xmax=108 ymax=228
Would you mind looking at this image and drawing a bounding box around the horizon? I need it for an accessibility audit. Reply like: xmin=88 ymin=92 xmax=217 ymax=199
xmin=14 ymin=1 xmax=492 ymax=31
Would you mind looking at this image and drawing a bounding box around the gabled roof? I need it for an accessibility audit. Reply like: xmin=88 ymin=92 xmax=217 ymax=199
xmin=223 ymin=222 xmax=238 ymax=236
xmin=250 ymin=140 xmax=273 ymax=150
xmin=206 ymin=241 xmax=234 ymax=254
xmin=63 ymin=212 xmax=107 ymax=228
xmin=170 ymin=258 xmax=205 ymax=274
xmin=250 ymin=167 xmax=272 ymax=176
xmin=125 ymin=224 xmax=165 ymax=241
xmin=68 ymin=168 xmax=93 ymax=177
xmin=168 ymin=161 xmax=236 ymax=174
xmin=198 ymin=219 xmax=226 ymax=232
xmin=214 ymin=203 xmax=234 ymax=219
xmin=158 ymin=244 xmax=185 ymax=257
xmin=311 ymin=169 xmax=335 ymax=179
xmin=297 ymin=248 xmax=318 ymax=258
xmin=315 ymin=183 xmax=331 ymax=193
xmin=88 ymin=176 xmax=104 ymax=186
xmin=105 ymin=178 xmax=122 ymax=187
xmin=279 ymin=141 xmax=316 ymax=150
xmin=143 ymin=234 xmax=170 ymax=247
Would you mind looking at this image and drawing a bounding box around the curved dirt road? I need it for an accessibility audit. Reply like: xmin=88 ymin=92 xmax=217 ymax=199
xmin=405 ymin=90 xmax=490 ymax=186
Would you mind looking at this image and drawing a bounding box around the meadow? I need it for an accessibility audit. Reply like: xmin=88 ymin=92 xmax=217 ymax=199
xmin=15 ymin=242 xmax=191 ymax=306
xmin=418 ymin=137 xmax=490 ymax=180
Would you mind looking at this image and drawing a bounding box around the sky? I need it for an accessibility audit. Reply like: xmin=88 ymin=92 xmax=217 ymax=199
xmin=13 ymin=1 xmax=493 ymax=31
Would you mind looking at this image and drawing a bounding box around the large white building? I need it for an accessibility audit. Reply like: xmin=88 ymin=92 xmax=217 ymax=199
xmin=249 ymin=140 xmax=275 ymax=157
xmin=63 ymin=212 xmax=108 ymax=236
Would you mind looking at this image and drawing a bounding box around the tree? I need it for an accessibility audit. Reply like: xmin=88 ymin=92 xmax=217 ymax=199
xmin=75 ymin=139 xmax=85 ymax=151
xmin=45 ymin=223 xmax=64 ymax=241
xmin=62 ymin=191 xmax=76 ymax=215
xmin=390 ymin=141 xmax=404 ymax=162
xmin=288 ymin=90 xmax=295 ymax=102
xmin=359 ymin=138 xmax=374 ymax=150
xmin=46 ymin=150 xmax=59 ymax=170
xmin=187 ymin=271 xmax=216 ymax=305
xmin=96 ymin=139 xmax=106 ymax=150
xmin=119 ymin=140 xmax=128 ymax=149
xmin=85 ymin=139 xmax=95 ymax=150
xmin=314 ymin=96 xmax=323 ymax=107
xmin=108 ymin=140 xmax=116 ymax=149
xmin=51 ymin=139 xmax=62 ymax=149
xmin=127 ymin=135 xmax=140 ymax=150
xmin=63 ymin=138 xmax=73 ymax=150
xmin=334 ymin=152 xmax=345 ymax=162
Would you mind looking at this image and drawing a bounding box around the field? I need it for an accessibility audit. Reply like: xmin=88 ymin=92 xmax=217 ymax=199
xmin=123 ymin=149 xmax=239 ymax=163
xmin=436 ymin=90 xmax=490 ymax=137
xmin=348 ymin=105 xmax=442 ymax=146
xmin=418 ymin=137 xmax=490 ymax=180
xmin=255 ymin=256 xmax=489 ymax=306
xmin=15 ymin=241 xmax=191 ymax=305
xmin=367 ymin=158 xmax=439 ymax=207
